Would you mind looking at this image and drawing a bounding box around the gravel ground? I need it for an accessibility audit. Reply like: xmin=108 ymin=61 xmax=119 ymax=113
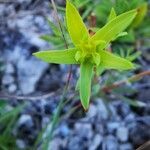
xmin=0 ymin=0 xmax=150 ymax=150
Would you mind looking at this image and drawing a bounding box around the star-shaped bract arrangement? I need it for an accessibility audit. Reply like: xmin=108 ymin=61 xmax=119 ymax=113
xmin=33 ymin=0 xmax=137 ymax=110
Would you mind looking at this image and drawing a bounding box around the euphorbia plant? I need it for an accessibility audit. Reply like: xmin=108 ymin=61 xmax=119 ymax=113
xmin=33 ymin=0 xmax=137 ymax=110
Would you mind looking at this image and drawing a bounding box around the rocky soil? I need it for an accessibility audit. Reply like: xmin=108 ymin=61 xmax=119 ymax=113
xmin=0 ymin=0 xmax=150 ymax=150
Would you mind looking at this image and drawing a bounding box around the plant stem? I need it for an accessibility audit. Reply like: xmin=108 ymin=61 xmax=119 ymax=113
xmin=101 ymin=70 xmax=150 ymax=92
xmin=50 ymin=0 xmax=68 ymax=49
xmin=42 ymin=0 xmax=73 ymax=149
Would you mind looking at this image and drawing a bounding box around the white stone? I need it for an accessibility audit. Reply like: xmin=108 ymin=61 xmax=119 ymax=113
xmin=96 ymin=98 xmax=108 ymax=120
xmin=119 ymin=143 xmax=133 ymax=150
xmin=89 ymin=134 xmax=102 ymax=150
xmin=16 ymin=139 xmax=26 ymax=149
xmin=107 ymin=122 xmax=120 ymax=133
xmin=8 ymin=84 xmax=17 ymax=93
xmin=2 ymin=74 xmax=14 ymax=85
xmin=5 ymin=63 xmax=15 ymax=74
xmin=17 ymin=57 xmax=48 ymax=94
xmin=75 ymin=122 xmax=93 ymax=139
xmin=87 ymin=104 xmax=97 ymax=118
xmin=116 ymin=126 xmax=129 ymax=142
xmin=17 ymin=114 xmax=33 ymax=127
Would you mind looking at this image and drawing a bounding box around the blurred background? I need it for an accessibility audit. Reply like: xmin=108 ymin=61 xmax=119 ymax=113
xmin=0 ymin=0 xmax=150 ymax=149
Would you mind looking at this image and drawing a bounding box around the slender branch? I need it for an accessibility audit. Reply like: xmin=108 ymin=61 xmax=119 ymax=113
xmin=50 ymin=0 xmax=73 ymax=90
xmin=0 ymin=92 xmax=55 ymax=101
xmin=128 ymin=70 xmax=150 ymax=82
xmin=42 ymin=1 xmax=73 ymax=149
xmin=136 ymin=141 xmax=150 ymax=150
xmin=102 ymin=70 xmax=150 ymax=92
xmin=50 ymin=0 xmax=68 ymax=49
xmin=0 ymin=0 xmax=16 ymax=3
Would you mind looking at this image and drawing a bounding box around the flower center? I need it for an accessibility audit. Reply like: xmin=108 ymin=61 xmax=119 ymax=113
xmin=75 ymin=39 xmax=106 ymax=66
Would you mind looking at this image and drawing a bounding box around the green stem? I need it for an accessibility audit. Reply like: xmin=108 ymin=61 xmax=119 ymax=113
xmin=42 ymin=1 xmax=73 ymax=149
xmin=102 ymin=70 xmax=150 ymax=92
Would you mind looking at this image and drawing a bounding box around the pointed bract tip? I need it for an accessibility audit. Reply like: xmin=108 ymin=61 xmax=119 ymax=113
xmin=81 ymin=101 xmax=90 ymax=111
xmin=32 ymin=52 xmax=39 ymax=57
xmin=32 ymin=52 xmax=37 ymax=56
xmin=83 ymin=104 xmax=89 ymax=112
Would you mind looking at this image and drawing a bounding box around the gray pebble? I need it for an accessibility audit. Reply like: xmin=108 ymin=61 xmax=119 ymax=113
xmin=103 ymin=135 xmax=119 ymax=150
xmin=2 ymin=74 xmax=15 ymax=85
xmin=107 ymin=122 xmax=120 ymax=133
xmin=17 ymin=114 xmax=34 ymax=128
xmin=8 ymin=84 xmax=17 ymax=93
xmin=42 ymin=117 xmax=50 ymax=129
xmin=87 ymin=104 xmax=97 ymax=118
xmin=49 ymin=138 xmax=62 ymax=150
xmin=96 ymin=98 xmax=108 ymax=120
xmin=75 ymin=122 xmax=93 ymax=139
xmin=17 ymin=57 xmax=48 ymax=94
xmin=58 ymin=123 xmax=70 ymax=137
xmin=5 ymin=63 xmax=15 ymax=74
xmin=116 ymin=126 xmax=129 ymax=142
xmin=89 ymin=134 xmax=102 ymax=150
xmin=119 ymin=143 xmax=133 ymax=150
xmin=68 ymin=136 xmax=83 ymax=150
xmin=16 ymin=139 xmax=26 ymax=149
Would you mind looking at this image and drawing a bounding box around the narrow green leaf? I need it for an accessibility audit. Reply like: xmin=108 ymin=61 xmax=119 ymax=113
xmin=108 ymin=7 xmax=117 ymax=22
xmin=131 ymin=3 xmax=148 ymax=28
xmin=33 ymin=48 xmax=79 ymax=64
xmin=75 ymin=78 xmax=80 ymax=91
xmin=47 ymin=19 xmax=61 ymax=36
xmin=91 ymin=9 xmax=137 ymax=45
xmin=40 ymin=35 xmax=62 ymax=44
xmin=80 ymin=61 xmax=93 ymax=110
xmin=99 ymin=50 xmax=134 ymax=70
xmin=126 ymin=51 xmax=141 ymax=61
xmin=116 ymin=32 xmax=128 ymax=38
xmin=66 ymin=1 xmax=89 ymax=46
xmin=119 ymin=95 xmax=146 ymax=107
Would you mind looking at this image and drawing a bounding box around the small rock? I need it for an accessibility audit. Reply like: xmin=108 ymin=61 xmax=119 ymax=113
xmin=16 ymin=139 xmax=26 ymax=149
xmin=116 ymin=126 xmax=129 ymax=142
xmin=49 ymin=138 xmax=62 ymax=150
xmin=16 ymin=15 xmax=33 ymax=30
xmin=119 ymin=143 xmax=133 ymax=150
xmin=28 ymin=33 xmax=47 ymax=48
xmin=136 ymin=116 xmax=150 ymax=126
xmin=103 ymin=135 xmax=119 ymax=150
xmin=42 ymin=117 xmax=50 ymax=128
xmin=107 ymin=122 xmax=120 ymax=134
xmin=109 ymin=103 xmax=121 ymax=121
xmin=17 ymin=114 xmax=34 ymax=128
xmin=87 ymin=104 xmax=97 ymax=118
xmin=117 ymin=102 xmax=131 ymax=118
xmin=68 ymin=136 xmax=84 ymax=150
xmin=17 ymin=57 xmax=48 ymax=94
xmin=2 ymin=74 xmax=15 ymax=85
xmin=125 ymin=113 xmax=135 ymax=122
xmin=34 ymin=16 xmax=46 ymax=29
xmin=75 ymin=122 xmax=93 ymax=139
xmin=96 ymin=99 xmax=108 ymax=120
xmin=58 ymin=123 xmax=70 ymax=137
xmin=8 ymin=84 xmax=17 ymax=93
xmin=5 ymin=63 xmax=15 ymax=74
xmin=89 ymin=134 xmax=102 ymax=150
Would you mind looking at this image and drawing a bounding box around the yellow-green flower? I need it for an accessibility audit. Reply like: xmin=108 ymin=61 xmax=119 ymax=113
xmin=33 ymin=0 xmax=137 ymax=110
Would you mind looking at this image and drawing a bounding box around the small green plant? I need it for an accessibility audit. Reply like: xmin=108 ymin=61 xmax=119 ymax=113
xmin=0 ymin=100 xmax=26 ymax=149
xmin=33 ymin=0 xmax=137 ymax=110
